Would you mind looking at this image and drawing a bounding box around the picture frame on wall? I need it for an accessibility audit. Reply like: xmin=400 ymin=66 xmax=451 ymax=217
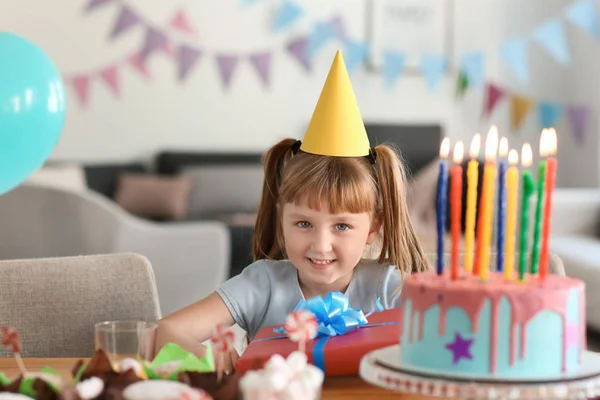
xmin=366 ymin=0 xmax=454 ymax=73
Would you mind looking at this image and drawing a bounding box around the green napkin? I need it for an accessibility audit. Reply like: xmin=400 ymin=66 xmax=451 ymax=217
xmin=0 ymin=373 xmax=9 ymax=387
xmin=143 ymin=343 xmax=215 ymax=380
xmin=19 ymin=367 xmax=62 ymax=398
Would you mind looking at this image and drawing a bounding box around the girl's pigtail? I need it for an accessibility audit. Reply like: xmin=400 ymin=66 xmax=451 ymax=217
xmin=252 ymin=138 xmax=298 ymax=261
xmin=374 ymin=145 xmax=429 ymax=274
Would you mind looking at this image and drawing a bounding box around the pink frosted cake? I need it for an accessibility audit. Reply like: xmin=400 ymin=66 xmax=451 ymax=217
xmin=398 ymin=270 xmax=586 ymax=378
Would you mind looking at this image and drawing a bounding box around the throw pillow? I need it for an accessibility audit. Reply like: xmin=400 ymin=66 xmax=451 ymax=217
xmin=114 ymin=173 xmax=192 ymax=220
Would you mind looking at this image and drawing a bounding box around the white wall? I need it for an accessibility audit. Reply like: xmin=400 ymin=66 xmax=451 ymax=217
xmin=0 ymin=0 xmax=597 ymax=187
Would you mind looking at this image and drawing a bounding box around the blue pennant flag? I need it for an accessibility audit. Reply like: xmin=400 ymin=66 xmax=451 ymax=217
xmin=533 ymin=18 xmax=570 ymax=64
xmin=500 ymin=37 xmax=529 ymax=82
xmin=383 ymin=51 xmax=406 ymax=87
xmin=272 ymin=1 xmax=303 ymax=32
xmin=240 ymin=0 xmax=259 ymax=7
xmin=565 ymin=0 xmax=600 ymax=37
xmin=307 ymin=22 xmax=336 ymax=59
xmin=344 ymin=40 xmax=369 ymax=74
xmin=538 ymin=102 xmax=564 ymax=128
xmin=420 ymin=54 xmax=447 ymax=93
xmin=459 ymin=51 xmax=485 ymax=89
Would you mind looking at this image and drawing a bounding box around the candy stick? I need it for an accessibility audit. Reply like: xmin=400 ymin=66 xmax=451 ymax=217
xmin=1 ymin=326 xmax=26 ymax=376
xmin=284 ymin=311 xmax=318 ymax=355
xmin=210 ymin=324 xmax=235 ymax=384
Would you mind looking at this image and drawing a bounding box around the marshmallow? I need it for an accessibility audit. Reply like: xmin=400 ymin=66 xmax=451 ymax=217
xmin=123 ymin=380 xmax=211 ymax=400
xmin=76 ymin=377 xmax=105 ymax=400
xmin=119 ymin=358 xmax=143 ymax=376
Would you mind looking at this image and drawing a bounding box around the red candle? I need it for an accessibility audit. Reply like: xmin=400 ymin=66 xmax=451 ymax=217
xmin=540 ymin=128 xmax=557 ymax=280
xmin=451 ymin=141 xmax=464 ymax=280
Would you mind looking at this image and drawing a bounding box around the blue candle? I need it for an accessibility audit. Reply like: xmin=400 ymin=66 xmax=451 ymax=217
xmin=496 ymin=137 xmax=508 ymax=272
xmin=436 ymin=138 xmax=450 ymax=275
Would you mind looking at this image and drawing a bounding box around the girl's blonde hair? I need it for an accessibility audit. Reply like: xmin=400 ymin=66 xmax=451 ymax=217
xmin=252 ymin=138 xmax=429 ymax=275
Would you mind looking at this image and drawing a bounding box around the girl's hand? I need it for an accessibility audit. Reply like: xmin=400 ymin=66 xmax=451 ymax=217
xmin=215 ymin=348 xmax=240 ymax=374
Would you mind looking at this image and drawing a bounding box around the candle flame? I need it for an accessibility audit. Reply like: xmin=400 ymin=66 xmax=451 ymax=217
xmin=470 ymin=133 xmax=481 ymax=158
xmin=440 ymin=137 xmax=450 ymax=158
xmin=453 ymin=141 xmax=464 ymax=164
xmin=508 ymin=149 xmax=519 ymax=166
xmin=485 ymin=126 xmax=498 ymax=161
xmin=499 ymin=137 xmax=509 ymax=158
xmin=539 ymin=128 xmax=548 ymax=157
xmin=521 ymin=143 xmax=533 ymax=168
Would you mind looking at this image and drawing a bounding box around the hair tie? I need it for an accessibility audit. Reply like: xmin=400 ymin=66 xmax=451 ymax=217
xmin=367 ymin=148 xmax=377 ymax=165
xmin=291 ymin=140 xmax=302 ymax=155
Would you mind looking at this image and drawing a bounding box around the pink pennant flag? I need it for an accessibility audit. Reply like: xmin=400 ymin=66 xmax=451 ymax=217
xmin=216 ymin=54 xmax=239 ymax=89
xmin=567 ymin=104 xmax=590 ymax=145
xmin=110 ymin=6 xmax=140 ymax=39
xmin=141 ymin=28 xmax=168 ymax=60
xmin=484 ymin=82 xmax=506 ymax=116
xmin=85 ymin=0 xmax=113 ymax=12
xmin=170 ymin=9 xmax=197 ymax=37
xmin=162 ymin=41 xmax=177 ymax=59
xmin=249 ymin=52 xmax=272 ymax=87
xmin=286 ymin=36 xmax=310 ymax=71
xmin=178 ymin=45 xmax=202 ymax=82
xmin=99 ymin=66 xmax=120 ymax=96
xmin=71 ymin=76 xmax=90 ymax=107
xmin=128 ymin=52 xmax=150 ymax=79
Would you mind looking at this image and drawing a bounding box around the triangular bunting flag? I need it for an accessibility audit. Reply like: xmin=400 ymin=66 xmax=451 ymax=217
xmin=565 ymin=0 xmax=599 ymax=37
xmin=286 ymin=36 xmax=311 ymax=71
xmin=484 ymin=83 xmax=506 ymax=116
xmin=85 ymin=0 xmax=113 ymax=12
xmin=538 ymin=102 xmax=564 ymax=128
xmin=110 ymin=6 xmax=140 ymax=39
xmin=533 ymin=18 xmax=570 ymax=64
xmin=382 ymin=51 xmax=406 ymax=87
xmin=328 ymin=14 xmax=346 ymax=41
xmin=216 ymin=54 xmax=239 ymax=89
xmin=459 ymin=51 xmax=485 ymax=89
xmin=71 ymin=76 xmax=90 ymax=107
xmin=128 ymin=52 xmax=150 ymax=79
xmin=420 ymin=55 xmax=447 ymax=93
xmin=307 ymin=22 xmax=336 ymax=59
xmin=240 ymin=0 xmax=259 ymax=7
xmin=500 ymin=37 xmax=528 ymax=82
xmin=162 ymin=41 xmax=177 ymax=59
xmin=456 ymin=71 xmax=469 ymax=99
xmin=344 ymin=40 xmax=369 ymax=74
xmin=567 ymin=104 xmax=590 ymax=145
xmin=510 ymin=94 xmax=534 ymax=131
xmin=273 ymin=1 xmax=303 ymax=32
xmin=99 ymin=66 xmax=120 ymax=96
xmin=249 ymin=52 xmax=272 ymax=87
xmin=170 ymin=9 xmax=197 ymax=36
xmin=141 ymin=28 xmax=168 ymax=60
xmin=178 ymin=45 xmax=202 ymax=82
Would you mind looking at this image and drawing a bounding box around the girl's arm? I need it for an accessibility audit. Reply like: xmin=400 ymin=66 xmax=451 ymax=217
xmin=155 ymin=292 xmax=235 ymax=357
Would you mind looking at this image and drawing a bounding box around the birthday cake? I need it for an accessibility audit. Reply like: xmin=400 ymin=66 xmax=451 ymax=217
xmin=398 ymin=270 xmax=586 ymax=379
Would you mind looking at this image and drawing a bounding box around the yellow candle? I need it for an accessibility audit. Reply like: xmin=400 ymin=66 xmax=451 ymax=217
xmin=464 ymin=134 xmax=481 ymax=274
xmin=479 ymin=126 xmax=498 ymax=281
xmin=504 ymin=149 xmax=519 ymax=280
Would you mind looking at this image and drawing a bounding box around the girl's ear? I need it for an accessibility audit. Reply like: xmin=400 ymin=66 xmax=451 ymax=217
xmin=366 ymin=213 xmax=383 ymax=245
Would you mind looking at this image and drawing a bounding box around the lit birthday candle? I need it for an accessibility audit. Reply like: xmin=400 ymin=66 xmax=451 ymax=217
xmin=504 ymin=149 xmax=519 ymax=280
xmin=497 ymin=137 xmax=509 ymax=272
xmin=436 ymin=137 xmax=450 ymax=275
xmin=450 ymin=141 xmax=464 ymax=280
xmin=530 ymin=129 xmax=548 ymax=276
xmin=464 ymin=134 xmax=480 ymax=274
xmin=478 ymin=126 xmax=498 ymax=281
xmin=518 ymin=144 xmax=535 ymax=281
xmin=540 ymin=128 xmax=558 ymax=280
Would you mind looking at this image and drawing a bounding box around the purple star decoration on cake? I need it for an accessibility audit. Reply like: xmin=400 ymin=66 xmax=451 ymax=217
xmin=445 ymin=332 xmax=474 ymax=364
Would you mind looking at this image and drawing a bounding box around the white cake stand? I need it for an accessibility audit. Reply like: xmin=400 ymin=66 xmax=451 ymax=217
xmin=359 ymin=345 xmax=600 ymax=399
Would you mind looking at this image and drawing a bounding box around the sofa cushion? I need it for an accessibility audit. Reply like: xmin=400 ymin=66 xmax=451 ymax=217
xmin=84 ymin=163 xmax=148 ymax=199
xmin=114 ymin=173 xmax=193 ymax=220
xmin=183 ymin=165 xmax=264 ymax=218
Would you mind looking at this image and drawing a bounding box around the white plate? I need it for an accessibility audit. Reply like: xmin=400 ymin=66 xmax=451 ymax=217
xmin=359 ymin=345 xmax=600 ymax=399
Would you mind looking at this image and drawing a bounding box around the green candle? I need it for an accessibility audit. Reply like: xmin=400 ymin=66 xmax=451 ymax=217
xmin=530 ymin=160 xmax=546 ymax=275
xmin=518 ymin=170 xmax=535 ymax=280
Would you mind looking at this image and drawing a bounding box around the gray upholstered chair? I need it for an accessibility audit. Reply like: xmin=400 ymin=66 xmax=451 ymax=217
xmin=424 ymin=252 xmax=566 ymax=276
xmin=0 ymin=253 xmax=161 ymax=358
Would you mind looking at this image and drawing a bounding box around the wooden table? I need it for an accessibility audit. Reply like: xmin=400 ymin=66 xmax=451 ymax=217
xmin=0 ymin=358 xmax=433 ymax=400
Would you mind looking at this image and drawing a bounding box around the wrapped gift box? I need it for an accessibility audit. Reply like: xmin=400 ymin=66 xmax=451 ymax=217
xmin=236 ymin=308 xmax=401 ymax=376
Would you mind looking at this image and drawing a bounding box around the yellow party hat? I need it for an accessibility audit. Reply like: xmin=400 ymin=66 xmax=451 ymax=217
xmin=300 ymin=50 xmax=370 ymax=157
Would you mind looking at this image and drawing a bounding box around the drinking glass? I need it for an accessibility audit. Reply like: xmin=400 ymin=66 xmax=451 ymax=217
xmin=94 ymin=320 xmax=158 ymax=369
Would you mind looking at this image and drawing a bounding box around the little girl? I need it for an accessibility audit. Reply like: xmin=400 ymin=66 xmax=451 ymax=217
xmin=156 ymin=50 xmax=429 ymax=371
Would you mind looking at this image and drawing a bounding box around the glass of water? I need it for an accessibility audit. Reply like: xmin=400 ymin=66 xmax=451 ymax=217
xmin=94 ymin=320 xmax=158 ymax=369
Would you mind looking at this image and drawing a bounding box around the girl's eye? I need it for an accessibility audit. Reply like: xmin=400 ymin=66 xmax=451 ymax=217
xmin=335 ymin=223 xmax=351 ymax=231
xmin=296 ymin=221 xmax=312 ymax=228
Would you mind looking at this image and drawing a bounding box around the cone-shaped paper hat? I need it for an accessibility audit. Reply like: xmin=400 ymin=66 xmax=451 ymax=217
xmin=300 ymin=50 xmax=370 ymax=157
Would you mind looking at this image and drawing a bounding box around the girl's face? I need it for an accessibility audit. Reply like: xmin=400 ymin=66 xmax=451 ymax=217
xmin=281 ymin=200 xmax=380 ymax=297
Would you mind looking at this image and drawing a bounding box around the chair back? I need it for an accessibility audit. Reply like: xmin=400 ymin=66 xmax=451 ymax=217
xmin=0 ymin=253 xmax=161 ymax=357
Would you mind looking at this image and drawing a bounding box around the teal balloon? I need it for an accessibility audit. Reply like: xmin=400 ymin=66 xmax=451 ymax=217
xmin=0 ymin=32 xmax=66 ymax=195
